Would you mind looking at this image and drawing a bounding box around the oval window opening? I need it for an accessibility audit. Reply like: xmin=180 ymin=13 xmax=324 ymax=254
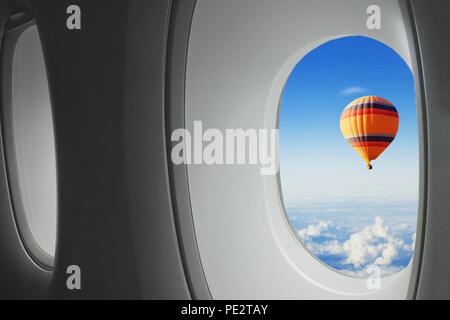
xmin=2 ymin=23 xmax=57 ymax=268
xmin=279 ymin=36 xmax=418 ymax=278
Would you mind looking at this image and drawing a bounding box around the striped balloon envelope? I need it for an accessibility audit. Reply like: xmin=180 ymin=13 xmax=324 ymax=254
xmin=340 ymin=96 xmax=399 ymax=170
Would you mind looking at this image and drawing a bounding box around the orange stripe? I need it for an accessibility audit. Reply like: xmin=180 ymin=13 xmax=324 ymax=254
xmin=341 ymin=109 xmax=398 ymax=119
xmin=353 ymin=146 xmax=387 ymax=162
xmin=340 ymin=114 xmax=399 ymax=136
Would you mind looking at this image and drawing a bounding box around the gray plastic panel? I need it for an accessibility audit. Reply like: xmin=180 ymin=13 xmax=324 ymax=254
xmin=0 ymin=2 xmax=52 ymax=300
xmin=29 ymin=0 xmax=190 ymax=299
xmin=166 ymin=0 xmax=212 ymax=300
xmin=409 ymin=0 xmax=450 ymax=300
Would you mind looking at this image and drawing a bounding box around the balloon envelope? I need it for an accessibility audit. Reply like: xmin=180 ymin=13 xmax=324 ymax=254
xmin=340 ymin=96 xmax=399 ymax=167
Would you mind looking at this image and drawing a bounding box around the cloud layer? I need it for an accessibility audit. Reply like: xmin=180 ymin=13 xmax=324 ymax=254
xmin=296 ymin=217 xmax=415 ymax=276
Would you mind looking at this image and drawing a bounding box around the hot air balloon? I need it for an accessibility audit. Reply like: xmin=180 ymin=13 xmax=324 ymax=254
xmin=340 ymin=96 xmax=399 ymax=170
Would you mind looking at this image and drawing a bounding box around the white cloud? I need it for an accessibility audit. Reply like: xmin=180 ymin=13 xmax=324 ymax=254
xmin=298 ymin=220 xmax=331 ymax=240
xmin=299 ymin=217 xmax=412 ymax=272
xmin=342 ymin=217 xmax=404 ymax=267
xmin=340 ymin=86 xmax=367 ymax=95
xmin=327 ymin=241 xmax=344 ymax=255
xmin=374 ymin=243 xmax=398 ymax=265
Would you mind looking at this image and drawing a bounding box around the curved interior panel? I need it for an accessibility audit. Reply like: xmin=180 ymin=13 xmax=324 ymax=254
xmin=4 ymin=24 xmax=57 ymax=267
xmin=185 ymin=0 xmax=419 ymax=299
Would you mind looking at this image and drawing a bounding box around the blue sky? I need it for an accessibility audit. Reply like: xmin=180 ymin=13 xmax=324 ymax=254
xmin=279 ymin=36 xmax=418 ymax=276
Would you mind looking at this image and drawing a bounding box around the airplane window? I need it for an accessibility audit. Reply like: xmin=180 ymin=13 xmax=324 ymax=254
xmin=279 ymin=36 xmax=418 ymax=277
xmin=8 ymin=25 xmax=57 ymax=264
